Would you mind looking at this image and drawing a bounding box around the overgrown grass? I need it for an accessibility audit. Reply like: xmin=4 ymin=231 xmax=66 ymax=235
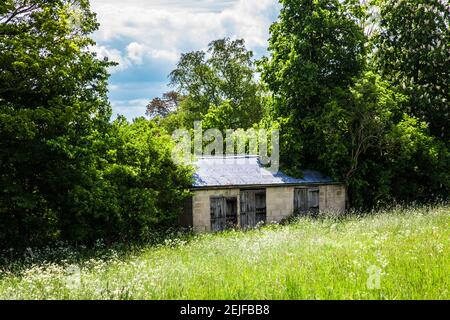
xmin=0 ymin=204 xmax=449 ymax=300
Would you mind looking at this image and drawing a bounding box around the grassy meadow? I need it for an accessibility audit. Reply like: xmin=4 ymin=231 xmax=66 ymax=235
xmin=0 ymin=204 xmax=449 ymax=300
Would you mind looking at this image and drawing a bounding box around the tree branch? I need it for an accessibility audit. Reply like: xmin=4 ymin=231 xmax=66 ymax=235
xmin=1 ymin=2 xmax=38 ymax=25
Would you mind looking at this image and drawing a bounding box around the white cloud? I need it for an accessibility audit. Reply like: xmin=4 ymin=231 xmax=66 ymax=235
xmin=92 ymin=42 xmax=179 ymax=73
xmin=91 ymin=45 xmax=130 ymax=72
xmin=126 ymin=42 xmax=145 ymax=64
xmin=89 ymin=0 xmax=280 ymax=119
xmin=147 ymin=48 xmax=179 ymax=62
xmin=110 ymin=98 xmax=150 ymax=120
xmin=91 ymin=0 xmax=279 ymax=69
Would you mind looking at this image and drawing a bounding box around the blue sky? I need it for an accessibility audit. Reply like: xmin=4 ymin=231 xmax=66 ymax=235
xmin=90 ymin=0 xmax=281 ymax=120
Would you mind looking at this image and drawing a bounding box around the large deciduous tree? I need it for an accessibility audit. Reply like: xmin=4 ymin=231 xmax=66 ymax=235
xmin=158 ymin=38 xmax=263 ymax=131
xmin=374 ymin=0 xmax=450 ymax=141
xmin=260 ymin=0 xmax=366 ymax=173
xmin=260 ymin=0 xmax=449 ymax=207
xmin=0 ymin=0 xmax=113 ymax=246
xmin=0 ymin=0 xmax=192 ymax=247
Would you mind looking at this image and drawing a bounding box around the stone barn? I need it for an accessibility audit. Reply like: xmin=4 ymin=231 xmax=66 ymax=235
xmin=180 ymin=155 xmax=346 ymax=232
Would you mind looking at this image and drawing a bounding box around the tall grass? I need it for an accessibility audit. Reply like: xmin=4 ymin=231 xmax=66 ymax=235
xmin=0 ymin=204 xmax=448 ymax=300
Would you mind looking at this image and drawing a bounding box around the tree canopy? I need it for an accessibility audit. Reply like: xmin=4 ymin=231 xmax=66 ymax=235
xmin=259 ymin=0 xmax=449 ymax=207
xmin=155 ymin=38 xmax=264 ymax=132
xmin=1 ymin=0 xmax=448 ymax=247
xmin=0 ymin=0 xmax=192 ymax=248
xmin=260 ymin=0 xmax=367 ymax=173
xmin=374 ymin=0 xmax=450 ymax=141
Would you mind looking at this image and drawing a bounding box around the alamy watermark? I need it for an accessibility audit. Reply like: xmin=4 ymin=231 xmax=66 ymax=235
xmin=171 ymin=121 xmax=280 ymax=172
xmin=366 ymin=265 xmax=382 ymax=290
xmin=67 ymin=3 xmax=83 ymax=31
xmin=66 ymin=264 xmax=81 ymax=290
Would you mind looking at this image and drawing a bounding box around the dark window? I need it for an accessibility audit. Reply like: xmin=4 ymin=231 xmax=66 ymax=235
xmin=226 ymin=197 xmax=238 ymax=227
xmin=294 ymin=187 xmax=320 ymax=216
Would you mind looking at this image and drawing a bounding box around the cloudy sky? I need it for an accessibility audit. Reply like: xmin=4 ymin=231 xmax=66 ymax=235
xmin=89 ymin=0 xmax=281 ymax=120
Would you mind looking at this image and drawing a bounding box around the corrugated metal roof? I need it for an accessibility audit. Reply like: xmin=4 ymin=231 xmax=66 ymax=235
xmin=192 ymin=155 xmax=333 ymax=188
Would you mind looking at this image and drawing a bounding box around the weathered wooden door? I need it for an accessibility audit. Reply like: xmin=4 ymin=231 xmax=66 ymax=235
xmin=240 ymin=189 xmax=266 ymax=228
xmin=255 ymin=190 xmax=267 ymax=225
xmin=225 ymin=197 xmax=238 ymax=227
xmin=210 ymin=197 xmax=238 ymax=231
xmin=308 ymin=188 xmax=319 ymax=214
xmin=294 ymin=188 xmax=308 ymax=215
xmin=210 ymin=197 xmax=226 ymax=232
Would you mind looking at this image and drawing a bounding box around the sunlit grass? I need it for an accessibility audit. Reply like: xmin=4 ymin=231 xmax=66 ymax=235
xmin=0 ymin=204 xmax=449 ymax=300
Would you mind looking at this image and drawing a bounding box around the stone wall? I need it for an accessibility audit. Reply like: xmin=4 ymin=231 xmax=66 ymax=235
xmin=266 ymin=186 xmax=294 ymax=222
xmin=191 ymin=184 xmax=346 ymax=231
xmin=319 ymin=184 xmax=346 ymax=214
xmin=192 ymin=188 xmax=240 ymax=232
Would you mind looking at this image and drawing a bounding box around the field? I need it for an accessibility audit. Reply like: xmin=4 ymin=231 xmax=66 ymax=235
xmin=0 ymin=204 xmax=449 ymax=300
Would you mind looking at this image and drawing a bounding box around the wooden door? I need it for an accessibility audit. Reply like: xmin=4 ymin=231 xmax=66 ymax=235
xmin=255 ymin=190 xmax=267 ymax=225
xmin=308 ymin=188 xmax=319 ymax=214
xmin=210 ymin=197 xmax=226 ymax=231
xmin=294 ymin=188 xmax=308 ymax=215
xmin=225 ymin=197 xmax=238 ymax=228
xmin=210 ymin=196 xmax=238 ymax=231
xmin=240 ymin=189 xmax=266 ymax=228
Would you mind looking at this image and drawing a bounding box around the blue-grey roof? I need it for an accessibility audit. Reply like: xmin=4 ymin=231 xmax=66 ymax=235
xmin=192 ymin=155 xmax=333 ymax=188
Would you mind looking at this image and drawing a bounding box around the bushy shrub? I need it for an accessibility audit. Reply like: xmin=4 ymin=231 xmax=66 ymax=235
xmin=59 ymin=117 xmax=193 ymax=243
xmin=0 ymin=1 xmax=192 ymax=248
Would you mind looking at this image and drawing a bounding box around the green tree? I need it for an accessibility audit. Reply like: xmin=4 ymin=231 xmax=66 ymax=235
xmin=320 ymin=72 xmax=409 ymax=206
xmin=322 ymin=74 xmax=404 ymax=177
xmin=61 ymin=117 xmax=193 ymax=242
xmin=160 ymin=38 xmax=263 ymax=131
xmin=0 ymin=0 xmax=113 ymax=246
xmin=373 ymin=0 xmax=450 ymax=141
xmin=384 ymin=114 xmax=450 ymax=203
xmin=260 ymin=0 xmax=367 ymax=173
xmin=0 ymin=1 xmax=193 ymax=247
xmin=260 ymin=0 xmax=449 ymax=207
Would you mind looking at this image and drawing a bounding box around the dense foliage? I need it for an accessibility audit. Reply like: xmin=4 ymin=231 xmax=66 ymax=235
xmin=1 ymin=0 xmax=448 ymax=248
xmin=374 ymin=0 xmax=449 ymax=141
xmin=154 ymin=38 xmax=264 ymax=132
xmin=59 ymin=117 xmax=192 ymax=243
xmin=259 ymin=0 xmax=449 ymax=207
xmin=0 ymin=1 xmax=192 ymax=248
xmin=260 ymin=0 xmax=367 ymax=172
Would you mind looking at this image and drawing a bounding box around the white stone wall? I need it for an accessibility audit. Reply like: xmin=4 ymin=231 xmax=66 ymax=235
xmin=266 ymin=186 xmax=295 ymax=222
xmin=319 ymin=184 xmax=346 ymax=214
xmin=192 ymin=188 xmax=240 ymax=232
xmin=191 ymin=184 xmax=346 ymax=231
